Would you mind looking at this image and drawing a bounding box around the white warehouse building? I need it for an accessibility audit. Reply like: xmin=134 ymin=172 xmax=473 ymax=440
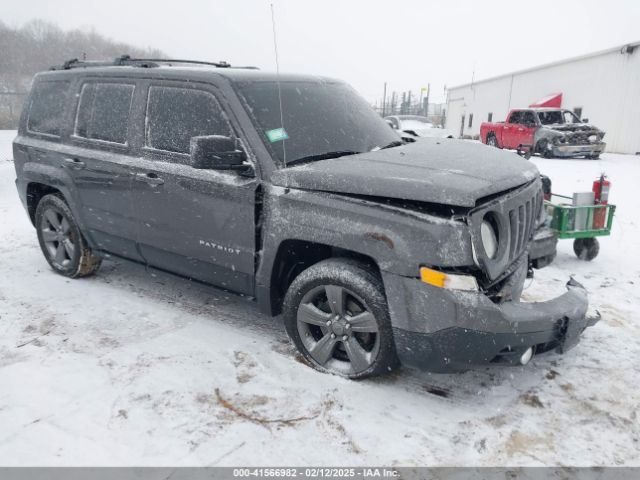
xmin=445 ymin=41 xmax=640 ymax=154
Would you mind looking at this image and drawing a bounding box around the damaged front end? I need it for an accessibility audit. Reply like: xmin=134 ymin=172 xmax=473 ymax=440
xmin=385 ymin=178 xmax=599 ymax=372
xmin=537 ymin=124 xmax=606 ymax=158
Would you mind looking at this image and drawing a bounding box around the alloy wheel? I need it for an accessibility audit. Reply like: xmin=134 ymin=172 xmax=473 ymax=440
xmin=296 ymin=284 xmax=380 ymax=375
xmin=40 ymin=207 xmax=76 ymax=268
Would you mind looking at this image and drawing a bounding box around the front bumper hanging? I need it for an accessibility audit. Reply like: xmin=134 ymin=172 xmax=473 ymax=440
xmin=385 ymin=271 xmax=599 ymax=372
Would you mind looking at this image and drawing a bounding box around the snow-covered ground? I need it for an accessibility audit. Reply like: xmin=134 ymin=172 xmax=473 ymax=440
xmin=0 ymin=130 xmax=638 ymax=466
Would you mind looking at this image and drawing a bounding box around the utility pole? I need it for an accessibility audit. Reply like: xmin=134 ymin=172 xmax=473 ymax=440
xmin=423 ymin=83 xmax=430 ymax=120
xmin=420 ymin=85 xmax=429 ymax=116
xmin=382 ymin=82 xmax=387 ymax=117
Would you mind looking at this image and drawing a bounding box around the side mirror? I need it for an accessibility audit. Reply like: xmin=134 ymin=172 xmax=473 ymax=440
xmin=581 ymin=118 xmax=589 ymax=123
xmin=385 ymin=119 xmax=396 ymax=129
xmin=190 ymin=135 xmax=247 ymax=170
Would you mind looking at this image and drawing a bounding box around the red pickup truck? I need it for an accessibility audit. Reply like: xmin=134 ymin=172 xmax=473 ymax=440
xmin=480 ymin=108 xmax=606 ymax=159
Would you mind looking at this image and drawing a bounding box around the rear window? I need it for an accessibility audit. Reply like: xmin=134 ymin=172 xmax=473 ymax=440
xmin=27 ymin=81 xmax=70 ymax=136
xmin=145 ymin=86 xmax=231 ymax=154
xmin=508 ymin=111 xmax=522 ymax=124
xmin=75 ymin=83 xmax=135 ymax=144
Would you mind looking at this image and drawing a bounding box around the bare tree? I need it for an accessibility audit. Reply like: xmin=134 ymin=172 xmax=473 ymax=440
xmin=0 ymin=19 xmax=165 ymax=128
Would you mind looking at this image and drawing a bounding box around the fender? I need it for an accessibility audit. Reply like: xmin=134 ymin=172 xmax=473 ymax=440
xmin=15 ymin=139 xmax=91 ymax=245
xmin=255 ymin=184 xmax=475 ymax=309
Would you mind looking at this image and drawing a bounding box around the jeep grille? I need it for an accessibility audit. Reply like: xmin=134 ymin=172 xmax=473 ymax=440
xmin=507 ymin=190 xmax=543 ymax=262
xmin=469 ymin=179 xmax=543 ymax=281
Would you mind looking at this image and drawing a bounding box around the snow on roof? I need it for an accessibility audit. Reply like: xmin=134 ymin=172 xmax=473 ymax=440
xmin=38 ymin=64 xmax=340 ymax=85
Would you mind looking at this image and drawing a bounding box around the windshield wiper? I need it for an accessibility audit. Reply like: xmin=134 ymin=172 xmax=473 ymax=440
xmin=286 ymin=150 xmax=361 ymax=167
xmin=369 ymin=140 xmax=404 ymax=152
xmin=379 ymin=140 xmax=404 ymax=150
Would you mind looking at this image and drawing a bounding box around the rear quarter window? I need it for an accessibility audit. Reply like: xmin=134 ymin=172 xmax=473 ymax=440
xmin=74 ymin=82 xmax=135 ymax=144
xmin=27 ymin=80 xmax=70 ymax=136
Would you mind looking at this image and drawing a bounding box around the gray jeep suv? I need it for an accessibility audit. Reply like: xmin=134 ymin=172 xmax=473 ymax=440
xmin=13 ymin=56 xmax=598 ymax=378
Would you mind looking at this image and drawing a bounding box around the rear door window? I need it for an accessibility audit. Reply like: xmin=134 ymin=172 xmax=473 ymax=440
xmin=145 ymin=86 xmax=231 ymax=154
xmin=74 ymin=82 xmax=135 ymax=144
xmin=27 ymin=81 xmax=70 ymax=136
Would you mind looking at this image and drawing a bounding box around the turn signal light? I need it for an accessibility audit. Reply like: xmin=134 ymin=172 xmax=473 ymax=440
xmin=419 ymin=267 xmax=479 ymax=291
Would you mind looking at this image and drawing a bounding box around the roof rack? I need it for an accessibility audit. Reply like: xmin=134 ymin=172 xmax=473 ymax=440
xmin=51 ymin=55 xmax=259 ymax=71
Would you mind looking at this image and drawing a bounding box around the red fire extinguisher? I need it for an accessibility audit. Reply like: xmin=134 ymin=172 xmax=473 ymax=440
xmin=592 ymin=174 xmax=610 ymax=229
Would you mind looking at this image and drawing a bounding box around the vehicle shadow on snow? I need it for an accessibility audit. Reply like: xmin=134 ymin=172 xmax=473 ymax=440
xmin=92 ymin=257 xmax=560 ymax=405
xmin=95 ymin=256 xmax=288 ymax=340
xmin=372 ymin=357 xmax=561 ymax=406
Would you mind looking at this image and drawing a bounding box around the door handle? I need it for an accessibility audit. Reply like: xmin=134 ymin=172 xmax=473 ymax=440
xmin=63 ymin=158 xmax=85 ymax=169
xmin=135 ymin=172 xmax=164 ymax=186
xmin=517 ymin=127 xmax=524 ymax=132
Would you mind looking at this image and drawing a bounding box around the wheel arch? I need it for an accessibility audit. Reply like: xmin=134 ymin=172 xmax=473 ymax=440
xmin=26 ymin=182 xmax=64 ymax=226
xmin=19 ymin=160 xmax=78 ymax=227
xmin=259 ymin=239 xmax=382 ymax=316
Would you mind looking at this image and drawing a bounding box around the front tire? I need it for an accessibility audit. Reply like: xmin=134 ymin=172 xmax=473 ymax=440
xmin=282 ymin=259 xmax=399 ymax=379
xmin=35 ymin=194 xmax=102 ymax=277
xmin=537 ymin=140 xmax=554 ymax=158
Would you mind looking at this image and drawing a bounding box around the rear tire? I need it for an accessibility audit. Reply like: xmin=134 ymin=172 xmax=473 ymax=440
xmin=282 ymin=259 xmax=399 ymax=379
xmin=573 ymin=238 xmax=599 ymax=261
xmin=35 ymin=194 xmax=102 ymax=278
xmin=486 ymin=134 xmax=499 ymax=148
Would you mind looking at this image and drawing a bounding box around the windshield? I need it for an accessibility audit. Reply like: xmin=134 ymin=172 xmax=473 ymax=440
xmin=537 ymin=110 xmax=581 ymax=125
xmin=563 ymin=110 xmax=581 ymax=123
xmin=236 ymin=80 xmax=399 ymax=166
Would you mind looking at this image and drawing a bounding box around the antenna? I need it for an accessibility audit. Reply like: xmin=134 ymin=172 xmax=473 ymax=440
xmin=270 ymin=2 xmax=287 ymax=165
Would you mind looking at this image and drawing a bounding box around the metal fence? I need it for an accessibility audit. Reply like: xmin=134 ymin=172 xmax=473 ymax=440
xmin=372 ymin=98 xmax=447 ymax=127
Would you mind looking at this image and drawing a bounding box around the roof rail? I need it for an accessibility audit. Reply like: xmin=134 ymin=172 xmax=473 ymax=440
xmin=51 ymin=55 xmax=258 ymax=71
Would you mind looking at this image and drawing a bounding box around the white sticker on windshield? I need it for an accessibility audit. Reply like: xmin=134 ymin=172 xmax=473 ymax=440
xmin=265 ymin=127 xmax=289 ymax=143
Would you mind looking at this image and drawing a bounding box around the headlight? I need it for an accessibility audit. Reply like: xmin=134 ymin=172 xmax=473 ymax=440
xmin=588 ymin=134 xmax=598 ymax=143
xmin=481 ymin=217 xmax=499 ymax=259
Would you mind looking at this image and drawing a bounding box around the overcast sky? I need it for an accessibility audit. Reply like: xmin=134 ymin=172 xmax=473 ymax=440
xmin=4 ymin=0 xmax=640 ymax=103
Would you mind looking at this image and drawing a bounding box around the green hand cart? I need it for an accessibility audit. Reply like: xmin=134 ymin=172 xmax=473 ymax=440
xmin=544 ymin=194 xmax=616 ymax=261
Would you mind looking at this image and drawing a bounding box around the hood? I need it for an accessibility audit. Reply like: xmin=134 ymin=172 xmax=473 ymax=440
xmin=546 ymin=123 xmax=602 ymax=134
xmin=271 ymin=139 xmax=539 ymax=208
